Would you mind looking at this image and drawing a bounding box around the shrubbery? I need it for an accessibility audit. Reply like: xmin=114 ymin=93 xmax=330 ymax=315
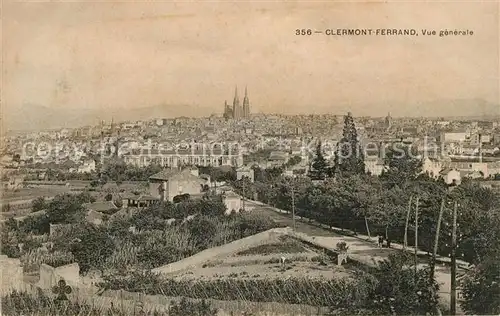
xmin=1 ymin=290 xmax=217 ymax=316
xmin=100 ymin=270 xmax=374 ymax=307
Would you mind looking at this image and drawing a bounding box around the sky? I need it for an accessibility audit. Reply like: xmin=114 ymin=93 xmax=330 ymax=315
xmin=3 ymin=1 xmax=499 ymax=121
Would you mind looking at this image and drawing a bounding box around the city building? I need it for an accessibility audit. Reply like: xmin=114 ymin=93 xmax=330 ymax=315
xmin=439 ymin=168 xmax=461 ymax=185
xmin=236 ymin=166 xmax=255 ymax=182
xmin=224 ymin=191 xmax=243 ymax=213
xmin=422 ymin=157 xmax=443 ymax=177
xmin=77 ymin=159 xmax=96 ymax=173
xmin=148 ymin=168 xmax=207 ymax=202
xmin=385 ymin=112 xmax=392 ymax=130
xmin=122 ymin=145 xmax=244 ymax=168
xmin=440 ymin=131 xmax=469 ymax=143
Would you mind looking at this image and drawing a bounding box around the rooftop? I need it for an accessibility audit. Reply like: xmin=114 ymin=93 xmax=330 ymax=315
xmin=149 ymin=168 xmax=203 ymax=182
xmin=83 ymin=201 xmax=119 ymax=213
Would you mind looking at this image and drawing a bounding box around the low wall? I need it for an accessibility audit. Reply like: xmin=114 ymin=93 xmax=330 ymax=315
xmin=0 ymin=255 xmax=24 ymax=295
xmin=38 ymin=263 xmax=81 ymax=289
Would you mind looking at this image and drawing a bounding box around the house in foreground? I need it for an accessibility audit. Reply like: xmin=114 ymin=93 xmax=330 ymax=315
xmin=149 ymin=167 xmax=208 ymax=202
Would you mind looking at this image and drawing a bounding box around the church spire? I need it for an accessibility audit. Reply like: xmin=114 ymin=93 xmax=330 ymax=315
xmin=243 ymin=85 xmax=250 ymax=119
xmin=232 ymin=86 xmax=241 ymax=119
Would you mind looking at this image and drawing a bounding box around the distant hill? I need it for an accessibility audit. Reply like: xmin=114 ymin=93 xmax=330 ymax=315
xmin=4 ymin=103 xmax=214 ymax=131
xmin=313 ymin=98 xmax=499 ymax=119
xmin=403 ymin=98 xmax=499 ymax=119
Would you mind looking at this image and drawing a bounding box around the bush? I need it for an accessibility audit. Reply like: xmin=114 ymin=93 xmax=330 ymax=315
xmin=99 ymin=270 xmax=374 ymax=307
xmin=168 ymin=298 xmax=217 ymax=316
xmin=1 ymin=290 xmax=102 ymax=315
xmin=461 ymin=252 xmax=500 ymax=315
xmin=31 ymin=197 xmax=47 ymax=212
xmin=68 ymin=225 xmax=115 ymax=273
xmin=237 ymin=238 xmax=306 ymax=256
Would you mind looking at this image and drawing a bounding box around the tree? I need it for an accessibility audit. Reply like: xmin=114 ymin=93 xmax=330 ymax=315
xmin=286 ymin=155 xmax=302 ymax=167
xmin=461 ymin=251 xmax=500 ymax=315
xmin=371 ymin=252 xmax=440 ymax=315
xmin=104 ymin=193 xmax=113 ymax=201
xmin=188 ymin=216 xmax=217 ymax=249
xmin=328 ymin=252 xmax=440 ymax=315
xmin=113 ymin=199 xmax=123 ymax=208
xmin=31 ymin=197 xmax=47 ymax=212
xmin=381 ymin=144 xmax=422 ymax=189
xmin=45 ymin=193 xmax=93 ymax=224
xmin=311 ymin=141 xmax=328 ymax=179
xmin=69 ymin=225 xmax=115 ymax=274
xmin=334 ymin=112 xmax=365 ymax=177
xmin=344 ymin=175 xmax=383 ymax=238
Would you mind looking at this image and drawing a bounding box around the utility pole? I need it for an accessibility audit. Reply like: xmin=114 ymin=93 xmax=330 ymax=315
xmin=404 ymin=195 xmax=413 ymax=249
xmin=414 ymin=196 xmax=420 ymax=275
xmin=430 ymin=198 xmax=446 ymax=282
xmin=450 ymin=201 xmax=458 ymax=316
xmin=291 ymin=186 xmax=296 ymax=231
xmin=242 ymin=178 xmax=246 ymax=211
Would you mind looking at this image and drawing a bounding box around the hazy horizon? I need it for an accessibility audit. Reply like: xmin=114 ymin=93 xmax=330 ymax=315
xmin=3 ymin=1 xmax=499 ymax=130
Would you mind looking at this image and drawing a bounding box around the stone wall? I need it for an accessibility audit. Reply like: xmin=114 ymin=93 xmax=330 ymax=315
xmin=38 ymin=263 xmax=81 ymax=289
xmin=0 ymin=255 xmax=24 ymax=295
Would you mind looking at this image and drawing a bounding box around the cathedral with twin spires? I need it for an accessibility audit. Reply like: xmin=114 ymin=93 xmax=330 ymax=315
xmin=223 ymin=86 xmax=250 ymax=120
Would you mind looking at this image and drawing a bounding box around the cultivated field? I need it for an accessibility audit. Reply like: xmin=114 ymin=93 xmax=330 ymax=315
xmin=171 ymin=234 xmax=353 ymax=282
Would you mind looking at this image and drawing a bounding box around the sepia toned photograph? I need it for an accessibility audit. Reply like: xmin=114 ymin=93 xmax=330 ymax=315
xmin=1 ymin=1 xmax=499 ymax=315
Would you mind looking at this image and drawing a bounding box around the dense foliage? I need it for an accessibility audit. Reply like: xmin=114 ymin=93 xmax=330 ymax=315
xmin=1 ymin=290 xmax=102 ymax=316
xmin=2 ymin=190 xmax=278 ymax=274
xmin=100 ymin=270 xmax=375 ymax=307
xmin=31 ymin=197 xmax=47 ymax=212
xmin=461 ymin=251 xmax=500 ymax=315
xmin=102 ymin=160 xmax=163 ymax=182
xmin=1 ymin=290 xmax=217 ymax=316
xmin=235 ymin=164 xmax=500 ymax=265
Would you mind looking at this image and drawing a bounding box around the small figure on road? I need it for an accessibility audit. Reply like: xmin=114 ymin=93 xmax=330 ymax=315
xmin=378 ymin=235 xmax=383 ymax=248
xmin=386 ymin=237 xmax=391 ymax=248
xmin=280 ymin=256 xmax=286 ymax=268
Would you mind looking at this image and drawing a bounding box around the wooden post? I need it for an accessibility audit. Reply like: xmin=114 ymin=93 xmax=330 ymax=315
xmin=291 ymin=186 xmax=296 ymax=231
xmin=404 ymin=196 xmax=413 ymax=249
xmin=430 ymin=198 xmax=445 ymax=281
xmin=450 ymin=201 xmax=458 ymax=316
xmin=242 ymin=178 xmax=246 ymax=211
xmin=414 ymin=197 xmax=419 ymax=275
xmin=120 ymin=289 xmax=124 ymax=314
xmin=364 ymin=216 xmax=371 ymax=239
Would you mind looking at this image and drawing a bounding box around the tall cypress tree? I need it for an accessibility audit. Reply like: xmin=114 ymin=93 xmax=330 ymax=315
xmin=311 ymin=141 xmax=328 ymax=179
xmin=334 ymin=112 xmax=365 ymax=177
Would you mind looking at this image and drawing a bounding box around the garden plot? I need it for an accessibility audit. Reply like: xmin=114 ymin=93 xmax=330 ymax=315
xmin=173 ymin=235 xmax=352 ymax=282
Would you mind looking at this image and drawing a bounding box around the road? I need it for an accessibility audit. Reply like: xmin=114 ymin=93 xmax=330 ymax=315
xmin=246 ymin=200 xmax=466 ymax=315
